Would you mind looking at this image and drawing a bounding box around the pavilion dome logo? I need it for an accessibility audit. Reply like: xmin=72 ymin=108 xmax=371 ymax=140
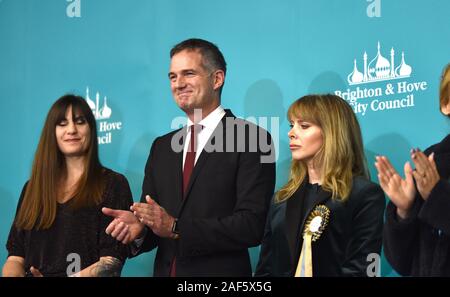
xmin=85 ymin=87 xmax=122 ymax=145
xmin=347 ymin=42 xmax=412 ymax=85
xmin=86 ymin=87 xmax=112 ymax=120
xmin=335 ymin=42 xmax=428 ymax=116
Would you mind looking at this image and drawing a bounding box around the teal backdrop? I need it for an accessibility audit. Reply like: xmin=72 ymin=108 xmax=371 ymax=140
xmin=1 ymin=0 xmax=449 ymax=276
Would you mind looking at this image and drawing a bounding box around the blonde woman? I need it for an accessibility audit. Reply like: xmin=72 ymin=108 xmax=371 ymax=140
xmin=377 ymin=64 xmax=450 ymax=276
xmin=255 ymin=94 xmax=385 ymax=277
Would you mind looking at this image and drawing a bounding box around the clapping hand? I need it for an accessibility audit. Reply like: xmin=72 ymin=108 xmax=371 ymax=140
xmin=131 ymin=195 xmax=176 ymax=239
xmin=102 ymin=208 xmax=145 ymax=244
xmin=375 ymin=156 xmax=416 ymax=219
xmin=410 ymin=149 xmax=440 ymax=200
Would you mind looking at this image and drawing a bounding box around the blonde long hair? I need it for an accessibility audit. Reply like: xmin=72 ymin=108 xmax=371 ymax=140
xmin=440 ymin=63 xmax=450 ymax=117
xmin=276 ymin=94 xmax=369 ymax=203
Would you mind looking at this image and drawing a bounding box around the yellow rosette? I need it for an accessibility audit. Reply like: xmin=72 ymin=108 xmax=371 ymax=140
xmin=295 ymin=205 xmax=330 ymax=277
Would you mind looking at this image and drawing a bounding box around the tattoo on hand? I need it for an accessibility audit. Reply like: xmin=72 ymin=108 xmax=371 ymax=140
xmin=91 ymin=257 xmax=123 ymax=277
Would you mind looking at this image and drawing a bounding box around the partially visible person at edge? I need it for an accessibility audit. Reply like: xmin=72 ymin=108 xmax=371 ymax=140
xmin=2 ymin=95 xmax=133 ymax=277
xmin=255 ymin=94 xmax=385 ymax=277
xmin=376 ymin=64 xmax=450 ymax=276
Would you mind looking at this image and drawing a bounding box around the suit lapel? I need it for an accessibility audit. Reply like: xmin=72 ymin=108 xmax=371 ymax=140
xmin=182 ymin=149 xmax=211 ymax=200
xmin=176 ymin=109 xmax=234 ymax=217
xmin=285 ymin=186 xmax=305 ymax=264
xmin=170 ymin=128 xmax=186 ymax=214
xmin=173 ymin=147 xmax=184 ymax=202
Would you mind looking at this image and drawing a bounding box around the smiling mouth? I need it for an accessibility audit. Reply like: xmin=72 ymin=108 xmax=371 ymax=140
xmin=178 ymin=92 xmax=191 ymax=98
xmin=178 ymin=88 xmax=193 ymax=94
xmin=65 ymin=139 xmax=81 ymax=142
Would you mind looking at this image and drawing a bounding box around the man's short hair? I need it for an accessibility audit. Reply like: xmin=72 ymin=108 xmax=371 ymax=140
xmin=170 ymin=38 xmax=227 ymax=75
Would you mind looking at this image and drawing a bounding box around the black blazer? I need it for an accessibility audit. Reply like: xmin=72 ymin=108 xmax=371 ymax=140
xmin=255 ymin=176 xmax=385 ymax=277
xmin=137 ymin=109 xmax=276 ymax=276
xmin=383 ymin=134 xmax=450 ymax=276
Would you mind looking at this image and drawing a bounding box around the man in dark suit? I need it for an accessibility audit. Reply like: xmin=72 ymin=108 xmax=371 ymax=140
xmin=102 ymin=38 xmax=276 ymax=276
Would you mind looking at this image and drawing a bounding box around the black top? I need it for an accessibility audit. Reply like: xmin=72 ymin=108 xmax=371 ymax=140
xmin=383 ymin=134 xmax=450 ymax=276
xmin=302 ymin=183 xmax=322 ymax=219
xmin=6 ymin=168 xmax=133 ymax=277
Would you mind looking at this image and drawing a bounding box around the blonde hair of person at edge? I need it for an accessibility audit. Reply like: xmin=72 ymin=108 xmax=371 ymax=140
xmin=255 ymin=94 xmax=385 ymax=277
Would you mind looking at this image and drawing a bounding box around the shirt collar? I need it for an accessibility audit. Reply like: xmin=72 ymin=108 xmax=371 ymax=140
xmin=186 ymin=105 xmax=225 ymax=130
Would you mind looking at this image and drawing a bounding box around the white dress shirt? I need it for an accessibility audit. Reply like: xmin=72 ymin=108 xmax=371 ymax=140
xmin=183 ymin=105 xmax=226 ymax=168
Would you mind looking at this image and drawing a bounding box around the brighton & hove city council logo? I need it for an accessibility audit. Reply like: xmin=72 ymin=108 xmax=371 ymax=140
xmin=335 ymin=42 xmax=428 ymax=116
xmin=85 ymin=87 xmax=122 ymax=145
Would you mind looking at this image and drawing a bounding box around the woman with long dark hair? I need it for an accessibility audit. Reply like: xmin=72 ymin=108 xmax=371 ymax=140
xmin=2 ymin=94 xmax=133 ymax=277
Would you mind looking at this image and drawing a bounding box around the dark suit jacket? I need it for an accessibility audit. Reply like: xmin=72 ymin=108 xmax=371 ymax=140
xmin=255 ymin=176 xmax=385 ymax=277
xmin=137 ymin=109 xmax=276 ymax=276
xmin=383 ymin=134 xmax=450 ymax=276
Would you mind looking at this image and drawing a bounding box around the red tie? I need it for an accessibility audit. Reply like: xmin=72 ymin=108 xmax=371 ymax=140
xmin=182 ymin=124 xmax=200 ymax=195
xmin=170 ymin=124 xmax=201 ymax=277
